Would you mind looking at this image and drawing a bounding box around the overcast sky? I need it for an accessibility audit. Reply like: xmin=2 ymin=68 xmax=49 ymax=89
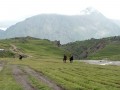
xmin=0 ymin=0 xmax=120 ymax=29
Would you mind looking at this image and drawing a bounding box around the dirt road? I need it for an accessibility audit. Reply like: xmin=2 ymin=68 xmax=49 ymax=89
xmin=12 ymin=65 xmax=64 ymax=90
xmin=0 ymin=61 xmax=4 ymax=72
xmin=12 ymin=65 xmax=36 ymax=90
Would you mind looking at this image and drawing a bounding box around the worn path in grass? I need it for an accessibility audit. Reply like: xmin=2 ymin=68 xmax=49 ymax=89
xmin=12 ymin=65 xmax=36 ymax=90
xmin=0 ymin=61 xmax=4 ymax=72
xmin=12 ymin=65 xmax=63 ymax=90
xmin=23 ymin=66 xmax=63 ymax=90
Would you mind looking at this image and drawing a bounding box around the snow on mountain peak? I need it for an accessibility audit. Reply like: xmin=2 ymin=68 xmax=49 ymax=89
xmin=80 ymin=7 xmax=100 ymax=15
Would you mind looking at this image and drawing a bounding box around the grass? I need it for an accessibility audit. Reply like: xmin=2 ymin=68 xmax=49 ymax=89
xmin=9 ymin=58 xmax=120 ymax=90
xmin=88 ymin=42 xmax=120 ymax=60
xmin=0 ymin=38 xmax=120 ymax=90
xmin=0 ymin=65 xmax=23 ymax=90
xmin=28 ymin=75 xmax=52 ymax=90
xmin=14 ymin=39 xmax=65 ymax=59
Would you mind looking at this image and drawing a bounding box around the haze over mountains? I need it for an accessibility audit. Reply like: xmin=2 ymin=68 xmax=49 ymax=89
xmin=0 ymin=7 xmax=120 ymax=44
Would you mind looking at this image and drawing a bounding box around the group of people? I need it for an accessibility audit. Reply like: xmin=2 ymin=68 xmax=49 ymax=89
xmin=19 ymin=54 xmax=73 ymax=63
xmin=63 ymin=54 xmax=73 ymax=63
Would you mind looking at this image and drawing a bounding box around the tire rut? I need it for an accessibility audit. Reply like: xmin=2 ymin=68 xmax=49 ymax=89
xmin=0 ymin=61 xmax=5 ymax=72
xmin=12 ymin=65 xmax=36 ymax=90
xmin=23 ymin=66 xmax=64 ymax=90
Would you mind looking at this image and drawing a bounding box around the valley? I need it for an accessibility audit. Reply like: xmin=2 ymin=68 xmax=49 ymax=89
xmin=0 ymin=37 xmax=120 ymax=90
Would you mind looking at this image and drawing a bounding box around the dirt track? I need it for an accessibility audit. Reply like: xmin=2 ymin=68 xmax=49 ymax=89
xmin=12 ymin=65 xmax=63 ymax=90
xmin=0 ymin=64 xmax=3 ymax=71
xmin=23 ymin=66 xmax=63 ymax=90
xmin=0 ymin=61 xmax=4 ymax=71
xmin=12 ymin=65 xmax=36 ymax=90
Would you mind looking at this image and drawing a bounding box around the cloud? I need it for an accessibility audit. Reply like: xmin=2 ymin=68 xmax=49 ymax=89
xmin=0 ymin=0 xmax=120 ymax=21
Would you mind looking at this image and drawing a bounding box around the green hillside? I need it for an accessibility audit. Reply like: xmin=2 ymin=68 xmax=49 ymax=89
xmin=0 ymin=37 xmax=120 ymax=90
xmin=0 ymin=37 xmax=64 ymax=59
xmin=88 ymin=42 xmax=120 ymax=60
xmin=62 ymin=36 xmax=120 ymax=60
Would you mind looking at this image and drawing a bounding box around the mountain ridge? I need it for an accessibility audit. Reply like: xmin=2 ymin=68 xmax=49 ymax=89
xmin=62 ymin=36 xmax=120 ymax=60
xmin=0 ymin=8 xmax=120 ymax=44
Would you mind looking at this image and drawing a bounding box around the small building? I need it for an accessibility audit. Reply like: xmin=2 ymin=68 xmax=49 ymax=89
xmin=0 ymin=49 xmax=4 ymax=51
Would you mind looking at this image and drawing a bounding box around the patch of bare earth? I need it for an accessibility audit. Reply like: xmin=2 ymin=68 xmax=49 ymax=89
xmin=12 ymin=65 xmax=64 ymax=90
xmin=12 ymin=65 xmax=36 ymax=90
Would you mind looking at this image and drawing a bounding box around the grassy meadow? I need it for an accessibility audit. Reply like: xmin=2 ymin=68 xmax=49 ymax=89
xmin=62 ymin=37 xmax=120 ymax=60
xmin=0 ymin=38 xmax=120 ymax=90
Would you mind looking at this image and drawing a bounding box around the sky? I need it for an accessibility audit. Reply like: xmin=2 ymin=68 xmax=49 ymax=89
xmin=0 ymin=0 xmax=120 ymax=29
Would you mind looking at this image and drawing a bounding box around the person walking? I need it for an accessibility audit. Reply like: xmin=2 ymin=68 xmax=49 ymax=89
xmin=19 ymin=55 xmax=23 ymax=60
xmin=63 ymin=54 xmax=67 ymax=63
xmin=70 ymin=55 xmax=73 ymax=63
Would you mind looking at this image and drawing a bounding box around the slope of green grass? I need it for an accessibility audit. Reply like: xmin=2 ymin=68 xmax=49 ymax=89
xmin=9 ymin=58 xmax=120 ymax=90
xmin=62 ymin=38 xmax=106 ymax=59
xmin=0 ymin=65 xmax=22 ymax=90
xmin=88 ymin=42 xmax=120 ymax=60
xmin=0 ymin=37 xmax=120 ymax=90
xmin=62 ymin=36 xmax=120 ymax=60
xmin=28 ymin=75 xmax=52 ymax=90
xmin=0 ymin=39 xmax=15 ymax=58
xmin=14 ymin=39 xmax=65 ymax=59
xmin=0 ymin=37 xmax=65 ymax=59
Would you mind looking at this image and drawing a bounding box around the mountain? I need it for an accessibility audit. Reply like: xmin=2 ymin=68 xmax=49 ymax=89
xmin=80 ymin=7 xmax=101 ymax=15
xmin=113 ymin=20 xmax=120 ymax=27
xmin=1 ymin=7 xmax=120 ymax=44
xmin=0 ymin=29 xmax=4 ymax=37
xmin=0 ymin=29 xmax=4 ymax=31
xmin=62 ymin=36 xmax=120 ymax=60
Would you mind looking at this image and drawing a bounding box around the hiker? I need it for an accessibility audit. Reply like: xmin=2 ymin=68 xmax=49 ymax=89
xmin=70 ymin=55 xmax=73 ymax=63
xmin=19 ymin=55 xmax=23 ymax=60
xmin=63 ymin=54 xmax=67 ymax=63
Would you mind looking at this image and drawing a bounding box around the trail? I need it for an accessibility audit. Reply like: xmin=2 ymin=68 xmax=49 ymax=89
xmin=0 ymin=61 xmax=4 ymax=72
xmin=23 ymin=66 xmax=63 ymax=90
xmin=0 ymin=65 xmax=3 ymax=71
xmin=12 ymin=65 xmax=64 ymax=90
xmin=10 ymin=44 xmax=22 ymax=54
xmin=12 ymin=65 xmax=36 ymax=90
